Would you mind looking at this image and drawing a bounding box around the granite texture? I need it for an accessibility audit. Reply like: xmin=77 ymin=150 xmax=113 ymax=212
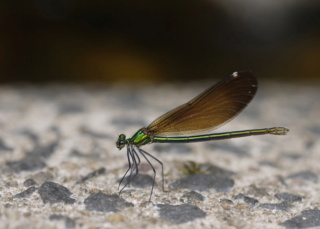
xmin=0 ymin=82 xmax=319 ymax=229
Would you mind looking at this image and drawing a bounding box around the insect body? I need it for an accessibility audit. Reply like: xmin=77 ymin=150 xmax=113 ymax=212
xmin=116 ymin=72 xmax=289 ymax=201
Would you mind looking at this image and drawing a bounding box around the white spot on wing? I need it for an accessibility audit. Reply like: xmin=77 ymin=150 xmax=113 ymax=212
xmin=231 ymin=72 xmax=239 ymax=78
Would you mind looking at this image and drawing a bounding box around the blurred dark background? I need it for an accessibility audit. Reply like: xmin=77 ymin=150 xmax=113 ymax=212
xmin=1 ymin=0 xmax=320 ymax=84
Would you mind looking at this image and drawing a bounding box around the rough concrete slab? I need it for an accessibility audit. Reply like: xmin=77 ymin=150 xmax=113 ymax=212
xmin=0 ymin=82 xmax=319 ymax=228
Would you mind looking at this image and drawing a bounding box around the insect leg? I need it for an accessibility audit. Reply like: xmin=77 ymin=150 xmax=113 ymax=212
xmin=136 ymin=147 xmax=157 ymax=202
xmin=139 ymin=148 xmax=165 ymax=192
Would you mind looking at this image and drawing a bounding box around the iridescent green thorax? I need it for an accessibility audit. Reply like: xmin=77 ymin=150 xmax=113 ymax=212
xmin=129 ymin=128 xmax=153 ymax=146
xmin=116 ymin=128 xmax=154 ymax=150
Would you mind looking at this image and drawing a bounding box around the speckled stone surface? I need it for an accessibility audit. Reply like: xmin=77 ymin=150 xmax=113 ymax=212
xmin=0 ymin=81 xmax=319 ymax=229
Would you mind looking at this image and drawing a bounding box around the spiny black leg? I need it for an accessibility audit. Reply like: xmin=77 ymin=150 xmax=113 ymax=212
xmin=130 ymin=144 xmax=140 ymax=173
xmin=132 ymin=144 xmax=141 ymax=165
xmin=139 ymin=148 xmax=165 ymax=192
xmin=124 ymin=145 xmax=139 ymax=186
xmin=118 ymin=146 xmax=132 ymax=191
xmin=136 ymin=147 xmax=156 ymax=202
xmin=119 ymin=145 xmax=140 ymax=194
xmin=130 ymin=146 xmax=141 ymax=182
xmin=119 ymin=145 xmax=138 ymax=194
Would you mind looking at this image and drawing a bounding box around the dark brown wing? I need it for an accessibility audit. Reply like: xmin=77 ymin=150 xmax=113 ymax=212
xmin=147 ymin=71 xmax=258 ymax=136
